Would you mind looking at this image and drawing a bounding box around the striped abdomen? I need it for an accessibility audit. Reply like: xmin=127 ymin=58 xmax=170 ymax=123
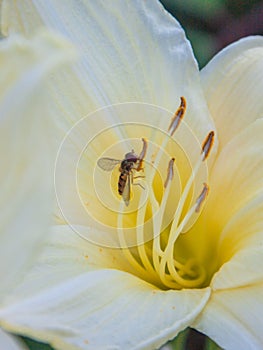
xmin=118 ymin=170 xmax=128 ymax=195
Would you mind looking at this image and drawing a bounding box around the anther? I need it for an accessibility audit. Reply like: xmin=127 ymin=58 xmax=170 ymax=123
xmin=137 ymin=138 xmax=148 ymax=171
xmin=139 ymin=138 xmax=147 ymax=160
xmin=168 ymin=96 xmax=187 ymax=136
xmin=195 ymin=183 xmax=209 ymax=213
xmin=164 ymin=158 xmax=175 ymax=188
xmin=201 ymin=131 xmax=214 ymax=161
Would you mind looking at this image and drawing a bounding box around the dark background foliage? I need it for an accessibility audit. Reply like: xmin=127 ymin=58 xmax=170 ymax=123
xmin=161 ymin=0 xmax=263 ymax=67
xmin=22 ymin=0 xmax=263 ymax=349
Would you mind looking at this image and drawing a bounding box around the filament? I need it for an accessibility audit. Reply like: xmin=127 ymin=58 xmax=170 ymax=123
xmin=115 ymin=97 xmax=215 ymax=289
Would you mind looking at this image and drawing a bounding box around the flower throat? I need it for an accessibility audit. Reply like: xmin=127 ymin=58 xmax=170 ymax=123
xmin=116 ymin=97 xmax=215 ymax=290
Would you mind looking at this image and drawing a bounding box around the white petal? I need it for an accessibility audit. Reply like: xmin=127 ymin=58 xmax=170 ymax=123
xmin=212 ymin=248 xmax=263 ymax=291
xmin=0 ymin=32 xmax=75 ymax=297
xmin=0 ymin=269 xmax=210 ymax=350
xmin=211 ymin=192 xmax=263 ymax=290
xmin=201 ymin=36 xmax=263 ymax=151
xmin=0 ymin=329 xmax=28 ymax=350
xmin=5 ymin=225 xmax=128 ymax=301
xmin=206 ymin=118 xmax=263 ymax=239
xmin=2 ymin=0 xmax=214 ymax=144
xmin=193 ymin=282 xmax=263 ymax=350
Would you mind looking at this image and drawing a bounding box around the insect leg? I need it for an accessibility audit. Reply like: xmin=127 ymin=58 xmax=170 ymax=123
xmin=133 ymin=183 xmax=145 ymax=190
xmin=133 ymin=172 xmax=145 ymax=190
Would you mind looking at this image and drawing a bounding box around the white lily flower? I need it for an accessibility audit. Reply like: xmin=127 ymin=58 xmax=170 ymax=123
xmin=0 ymin=32 xmax=75 ymax=348
xmin=1 ymin=1 xmax=263 ymax=350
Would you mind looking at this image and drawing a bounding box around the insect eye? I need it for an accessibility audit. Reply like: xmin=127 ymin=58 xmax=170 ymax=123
xmin=125 ymin=152 xmax=137 ymax=161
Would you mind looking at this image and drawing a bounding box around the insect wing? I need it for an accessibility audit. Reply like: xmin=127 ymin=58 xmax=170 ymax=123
xmin=122 ymin=173 xmax=132 ymax=206
xmin=97 ymin=157 xmax=120 ymax=171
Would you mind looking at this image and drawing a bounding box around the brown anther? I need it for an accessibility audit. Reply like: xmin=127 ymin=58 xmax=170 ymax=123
xmin=201 ymin=131 xmax=214 ymax=161
xmin=164 ymin=158 xmax=175 ymax=188
xmin=168 ymin=96 xmax=187 ymax=136
xmin=137 ymin=138 xmax=148 ymax=171
xmin=195 ymin=183 xmax=209 ymax=213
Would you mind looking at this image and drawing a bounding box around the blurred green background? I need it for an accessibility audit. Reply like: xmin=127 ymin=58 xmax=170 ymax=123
xmin=21 ymin=0 xmax=263 ymax=349
xmin=161 ymin=0 xmax=263 ymax=68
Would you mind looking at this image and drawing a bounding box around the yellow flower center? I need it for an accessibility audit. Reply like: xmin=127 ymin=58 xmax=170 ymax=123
xmin=55 ymin=99 xmax=216 ymax=290
xmin=112 ymin=99 xmax=215 ymax=290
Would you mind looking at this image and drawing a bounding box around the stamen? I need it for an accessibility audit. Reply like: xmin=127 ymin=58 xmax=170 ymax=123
xmin=195 ymin=182 xmax=209 ymax=213
xmin=164 ymin=158 xmax=175 ymax=188
xmin=116 ymin=97 xmax=212 ymax=290
xmin=148 ymin=97 xmax=186 ymax=184
xmin=201 ymin=131 xmax=215 ymax=160
xmin=117 ymin=202 xmax=151 ymax=280
xmin=163 ymin=183 xmax=208 ymax=252
xmin=149 ymin=128 xmax=212 ymax=288
xmin=168 ymin=96 xmax=187 ymax=136
xmin=136 ymin=192 xmax=158 ymax=277
xmin=152 ymin=159 xmax=176 ymax=272
xmin=157 ymin=183 xmax=209 ymax=288
xmin=139 ymin=138 xmax=147 ymax=160
xmin=137 ymin=138 xmax=148 ymax=171
xmin=165 ymin=258 xmax=206 ymax=288
xmin=167 ymin=130 xmax=213 ymax=229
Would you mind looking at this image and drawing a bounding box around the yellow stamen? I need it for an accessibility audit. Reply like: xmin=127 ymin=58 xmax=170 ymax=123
xmin=152 ymin=159 xmax=176 ymax=272
xmin=115 ymin=98 xmax=215 ymax=290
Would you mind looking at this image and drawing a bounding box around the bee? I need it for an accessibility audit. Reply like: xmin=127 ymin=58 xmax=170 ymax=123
xmin=97 ymin=138 xmax=147 ymax=206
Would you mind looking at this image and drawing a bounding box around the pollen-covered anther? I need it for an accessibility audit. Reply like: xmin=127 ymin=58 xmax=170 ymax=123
xmin=168 ymin=96 xmax=187 ymax=136
xmin=164 ymin=158 xmax=175 ymax=188
xmin=195 ymin=182 xmax=209 ymax=213
xmin=201 ymin=131 xmax=215 ymax=160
